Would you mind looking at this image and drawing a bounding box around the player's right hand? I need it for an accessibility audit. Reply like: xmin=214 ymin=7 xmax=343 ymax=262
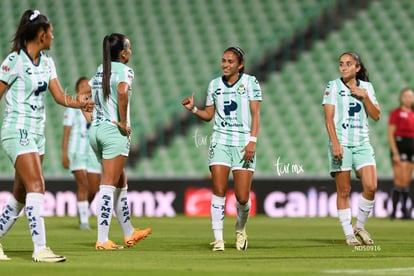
xmin=181 ymin=92 xmax=195 ymax=110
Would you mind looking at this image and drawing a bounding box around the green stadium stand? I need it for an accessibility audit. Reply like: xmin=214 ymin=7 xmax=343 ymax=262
xmin=2 ymin=0 xmax=411 ymax=179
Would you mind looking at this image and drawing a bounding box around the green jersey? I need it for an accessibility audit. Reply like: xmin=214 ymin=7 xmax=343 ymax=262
xmin=322 ymin=78 xmax=378 ymax=147
xmin=0 ymin=50 xmax=57 ymax=134
xmin=205 ymin=73 xmax=262 ymax=146
xmin=63 ymin=107 xmax=90 ymax=154
xmin=89 ymin=62 xmax=134 ymax=127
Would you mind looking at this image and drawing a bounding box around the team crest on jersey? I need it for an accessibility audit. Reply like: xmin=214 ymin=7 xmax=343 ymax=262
xmin=237 ymin=84 xmax=246 ymax=95
xmin=42 ymin=60 xmax=51 ymax=72
xmin=1 ymin=65 xmax=9 ymax=72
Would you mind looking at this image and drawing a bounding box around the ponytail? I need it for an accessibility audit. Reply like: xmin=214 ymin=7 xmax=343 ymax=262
xmin=356 ymin=61 xmax=369 ymax=82
xmin=101 ymin=33 xmax=128 ymax=100
xmin=102 ymin=35 xmax=111 ymax=100
xmin=11 ymin=9 xmax=50 ymax=53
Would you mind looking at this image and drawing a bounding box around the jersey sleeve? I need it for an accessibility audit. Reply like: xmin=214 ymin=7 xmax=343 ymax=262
xmin=388 ymin=109 xmax=398 ymax=125
xmin=88 ymin=69 xmax=99 ymax=100
xmin=322 ymin=80 xmax=336 ymax=105
xmin=117 ymin=65 xmax=134 ymax=88
xmin=205 ymin=80 xmax=214 ymax=107
xmin=47 ymin=56 xmax=58 ymax=80
xmin=88 ymin=74 xmax=95 ymax=92
xmin=0 ymin=52 xmax=19 ymax=85
xmin=248 ymin=76 xmax=262 ymax=101
xmin=365 ymin=82 xmax=378 ymax=105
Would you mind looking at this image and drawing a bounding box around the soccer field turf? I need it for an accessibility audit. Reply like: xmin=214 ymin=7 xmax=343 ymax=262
xmin=0 ymin=215 xmax=413 ymax=275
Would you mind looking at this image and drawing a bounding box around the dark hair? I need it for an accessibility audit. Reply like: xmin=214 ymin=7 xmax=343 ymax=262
xmin=102 ymin=33 xmax=129 ymax=100
xmin=340 ymin=51 xmax=369 ymax=82
xmin=224 ymin=46 xmax=245 ymax=73
xmin=75 ymin=76 xmax=88 ymax=92
xmin=11 ymin=9 xmax=51 ymax=53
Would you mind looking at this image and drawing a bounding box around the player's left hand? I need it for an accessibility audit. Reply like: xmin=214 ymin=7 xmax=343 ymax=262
xmin=241 ymin=142 xmax=256 ymax=161
xmin=77 ymin=90 xmax=94 ymax=112
xmin=350 ymin=86 xmax=367 ymax=100
xmin=113 ymin=121 xmax=131 ymax=137
xmin=82 ymin=101 xmax=94 ymax=112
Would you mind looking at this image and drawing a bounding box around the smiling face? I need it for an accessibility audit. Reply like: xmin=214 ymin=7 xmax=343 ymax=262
xmin=339 ymin=53 xmax=360 ymax=82
xmin=221 ymin=50 xmax=244 ymax=83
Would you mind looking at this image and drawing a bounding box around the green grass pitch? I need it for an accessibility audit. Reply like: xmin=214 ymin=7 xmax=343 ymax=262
xmin=0 ymin=215 xmax=413 ymax=275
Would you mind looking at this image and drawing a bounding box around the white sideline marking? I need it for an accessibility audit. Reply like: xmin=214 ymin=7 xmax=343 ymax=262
xmin=323 ymin=267 xmax=414 ymax=275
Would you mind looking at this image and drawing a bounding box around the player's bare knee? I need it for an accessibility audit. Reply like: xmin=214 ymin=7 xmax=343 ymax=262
xmin=237 ymin=198 xmax=249 ymax=205
xmin=337 ymin=187 xmax=351 ymax=199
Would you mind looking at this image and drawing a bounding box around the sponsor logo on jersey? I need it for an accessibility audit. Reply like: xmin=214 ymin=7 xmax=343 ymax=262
xmin=223 ymin=100 xmax=237 ymax=115
xmin=220 ymin=120 xmax=243 ymax=128
xmin=348 ymin=102 xmax=362 ymax=116
xmin=1 ymin=65 xmax=9 ymax=72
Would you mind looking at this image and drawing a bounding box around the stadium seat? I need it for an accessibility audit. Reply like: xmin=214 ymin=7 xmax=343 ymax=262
xmin=3 ymin=0 xmax=408 ymax=178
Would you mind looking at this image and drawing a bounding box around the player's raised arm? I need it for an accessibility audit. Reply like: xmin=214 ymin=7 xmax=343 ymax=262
xmin=181 ymin=92 xmax=215 ymax=121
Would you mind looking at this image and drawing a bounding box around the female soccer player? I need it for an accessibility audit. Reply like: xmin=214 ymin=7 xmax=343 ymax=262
xmin=0 ymin=9 xmax=93 ymax=262
xmin=89 ymin=33 xmax=151 ymax=250
xmin=62 ymin=77 xmax=101 ymax=230
xmin=182 ymin=46 xmax=262 ymax=251
xmin=388 ymin=87 xmax=414 ymax=219
xmin=322 ymin=51 xmax=380 ymax=246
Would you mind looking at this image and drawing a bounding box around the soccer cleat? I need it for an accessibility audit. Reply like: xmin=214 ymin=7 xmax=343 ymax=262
xmin=32 ymin=247 xmax=66 ymax=263
xmin=124 ymin=228 xmax=152 ymax=247
xmin=354 ymin=228 xmax=374 ymax=245
xmin=235 ymin=229 xmax=248 ymax=251
xmin=95 ymin=240 xmax=124 ymax=250
xmin=0 ymin=243 xmax=11 ymax=260
xmin=210 ymin=240 xmax=225 ymax=251
xmin=345 ymin=234 xmax=361 ymax=246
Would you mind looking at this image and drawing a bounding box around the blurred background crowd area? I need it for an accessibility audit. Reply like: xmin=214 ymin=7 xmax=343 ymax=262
xmin=0 ymin=0 xmax=412 ymax=179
